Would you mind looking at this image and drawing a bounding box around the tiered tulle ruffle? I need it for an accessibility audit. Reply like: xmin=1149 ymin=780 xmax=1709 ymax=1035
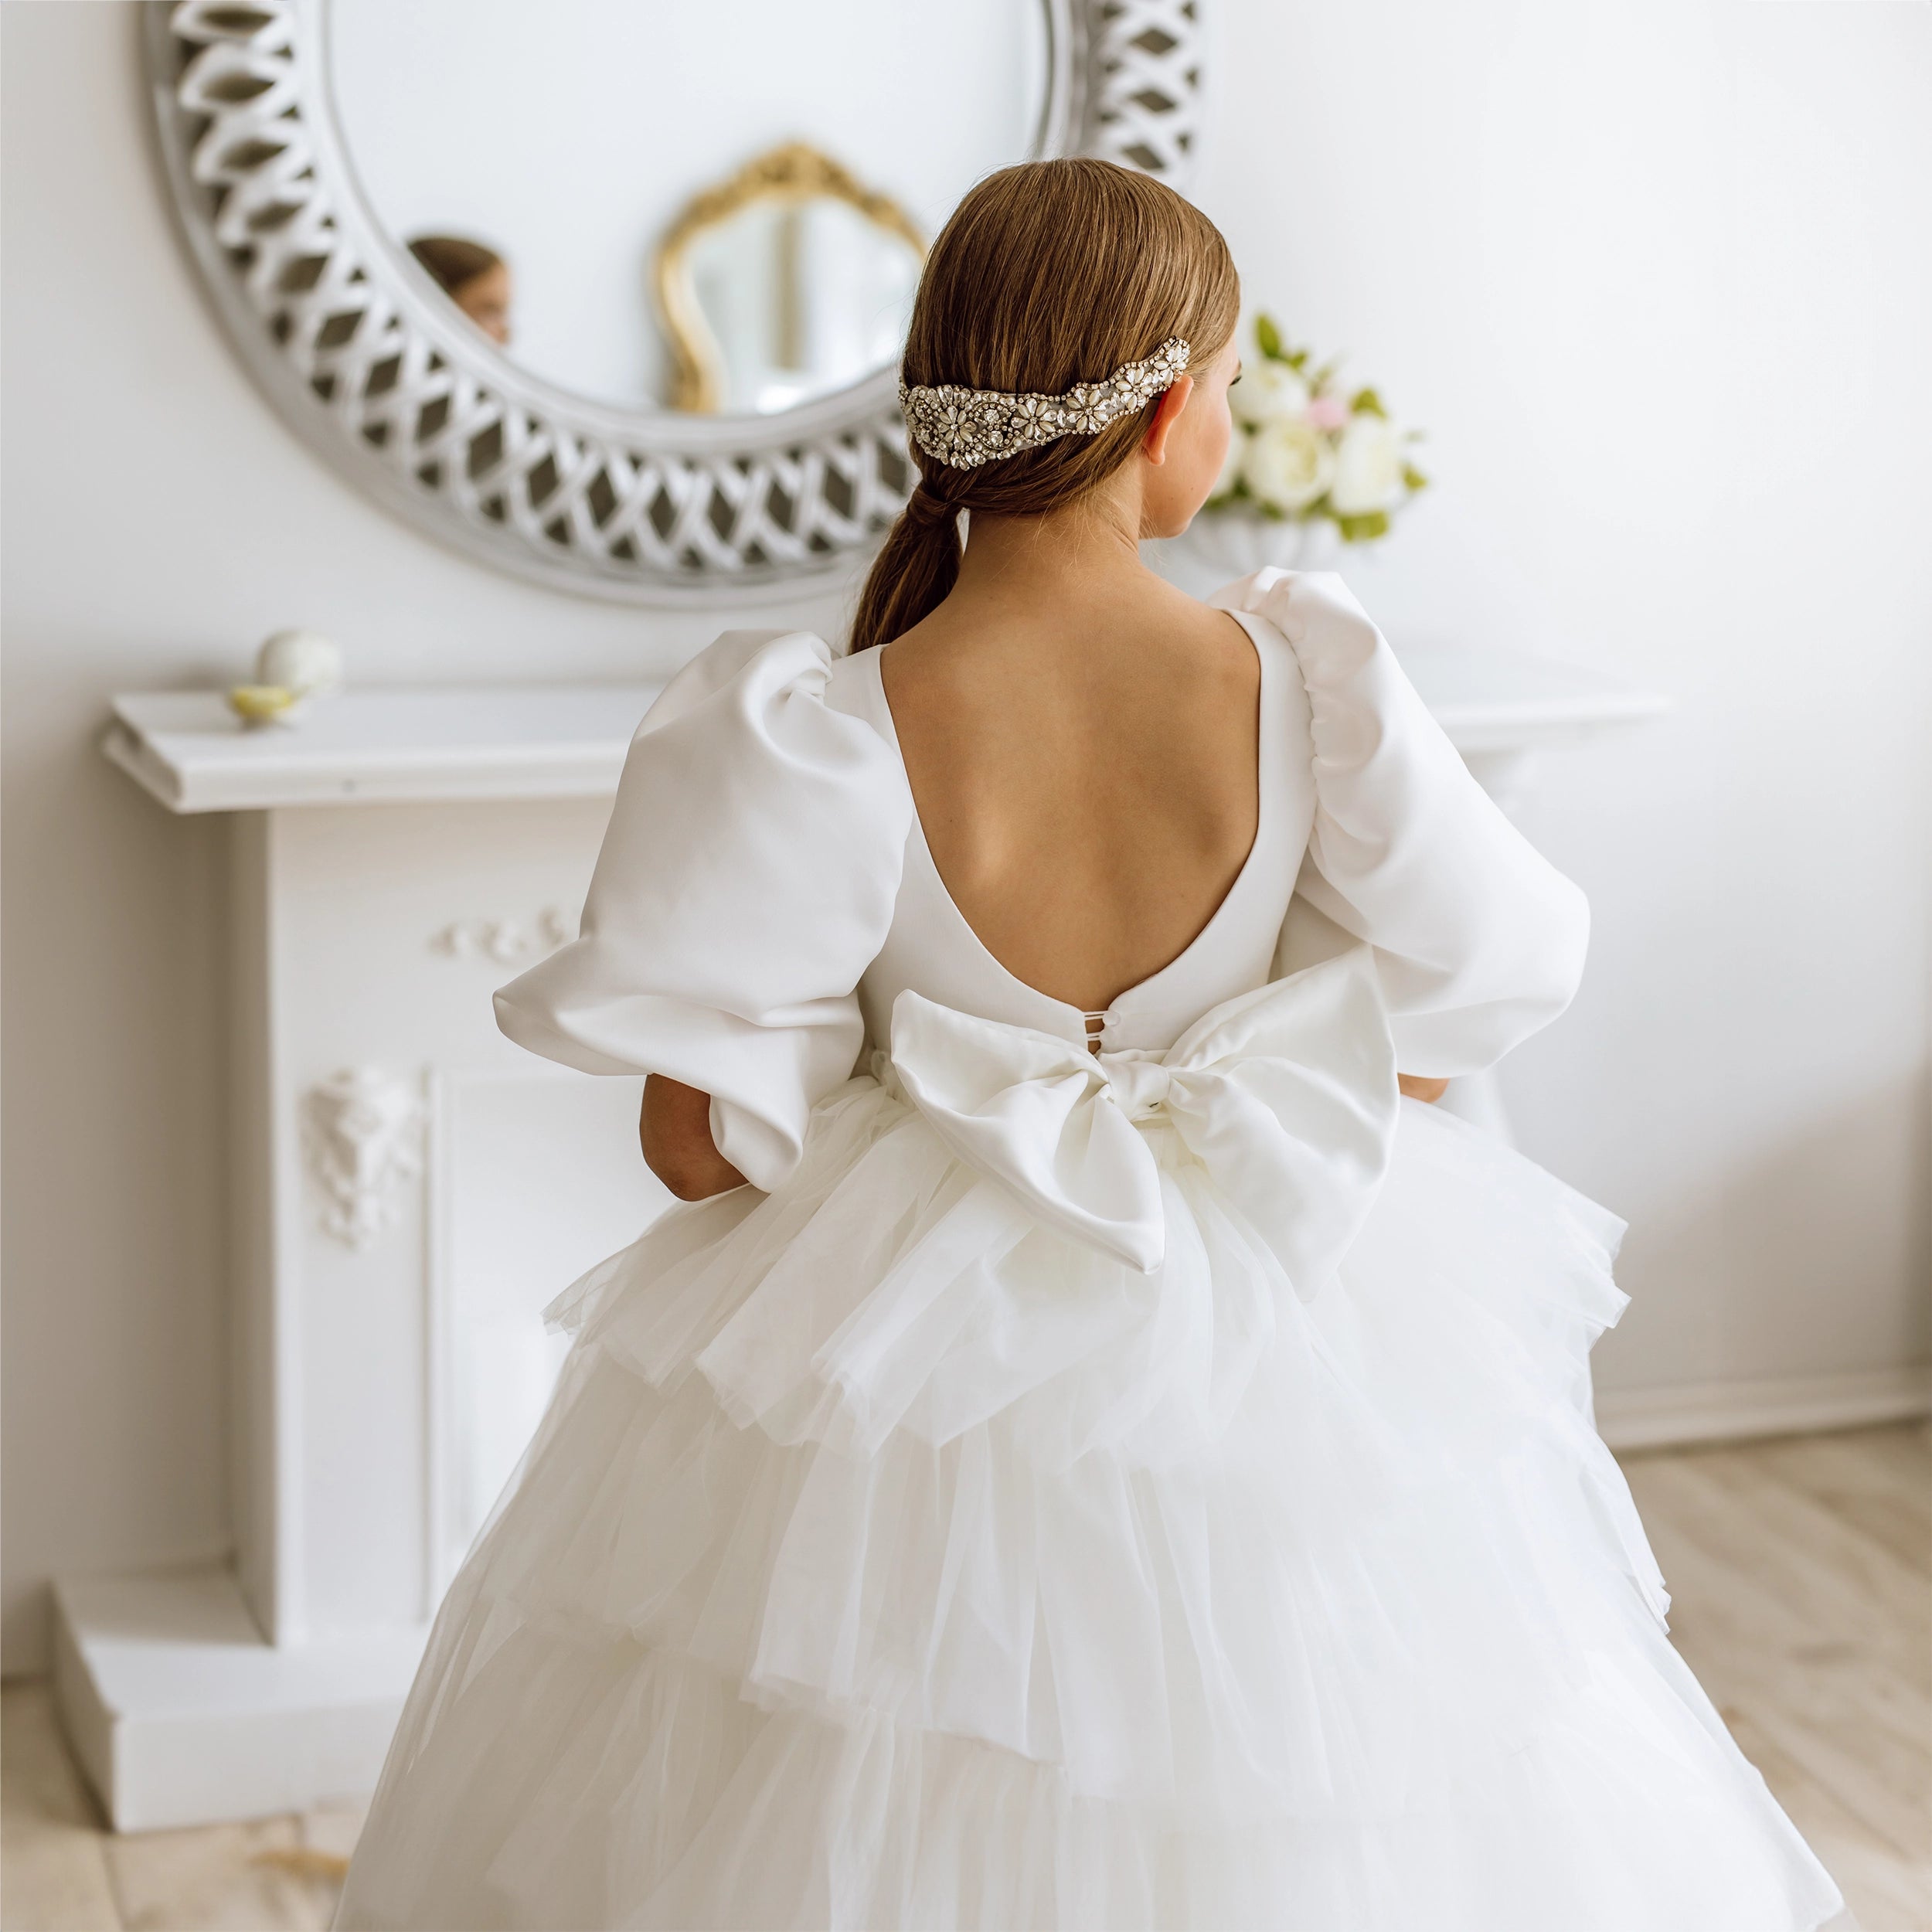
xmin=335 ymin=1084 xmax=1847 ymax=1931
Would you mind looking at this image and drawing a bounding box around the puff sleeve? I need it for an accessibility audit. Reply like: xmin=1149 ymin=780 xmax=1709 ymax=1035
xmin=495 ymin=629 xmax=911 ymax=1192
xmin=1212 ymin=570 xmax=1590 ymax=1077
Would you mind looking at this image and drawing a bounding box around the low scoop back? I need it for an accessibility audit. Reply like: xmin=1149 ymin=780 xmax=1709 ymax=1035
xmin=495 ymin=569 xmax=1590 ymax=1197
xmin=833 ymin=621 xmax=1311 ymax=1058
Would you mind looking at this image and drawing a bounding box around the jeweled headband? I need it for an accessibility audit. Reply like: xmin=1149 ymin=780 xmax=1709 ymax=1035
xmin=899 ymin=338 xmax=1191 ymax=471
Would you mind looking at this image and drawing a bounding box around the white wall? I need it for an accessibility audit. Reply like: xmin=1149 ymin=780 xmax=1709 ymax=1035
xmin=4 ymin=1 xmax=1927 ymax=1676
xmin=1194 ymin=0 xmax=1932 ymax=1403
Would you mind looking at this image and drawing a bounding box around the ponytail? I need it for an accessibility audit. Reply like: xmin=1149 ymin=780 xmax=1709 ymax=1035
xmin=848 ymin=481 xmax=962 ymax=653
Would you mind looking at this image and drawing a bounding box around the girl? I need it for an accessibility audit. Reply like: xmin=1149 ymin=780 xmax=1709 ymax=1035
xmin=336 ymin=159 xmax=1846 ymax=1931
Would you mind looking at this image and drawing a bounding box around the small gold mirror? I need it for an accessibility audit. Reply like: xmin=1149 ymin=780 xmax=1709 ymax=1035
xmin=655 ymin=143 xmax=925 ymax=416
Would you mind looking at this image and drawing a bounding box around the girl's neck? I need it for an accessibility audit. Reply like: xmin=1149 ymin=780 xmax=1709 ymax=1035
xmin=948 ymin=486 xmax=1158 ymax=610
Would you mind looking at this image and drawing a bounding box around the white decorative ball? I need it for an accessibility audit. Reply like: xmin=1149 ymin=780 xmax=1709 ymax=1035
xmin=256 ymin=628 xmax=343 ymax=698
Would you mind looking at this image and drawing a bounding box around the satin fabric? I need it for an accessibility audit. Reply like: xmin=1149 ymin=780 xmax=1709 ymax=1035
xmin=887 ymin=952 xmax=1396 ymax=1281
xmin=1212 ymin=570 xmax=1591 ymax=1077
xmin=495 ymin=625 xmax=911 ymax=1191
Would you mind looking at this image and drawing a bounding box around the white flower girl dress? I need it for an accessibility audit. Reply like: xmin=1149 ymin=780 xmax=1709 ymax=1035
xmin=334 ymin=570 xmax=1847 ymax=1931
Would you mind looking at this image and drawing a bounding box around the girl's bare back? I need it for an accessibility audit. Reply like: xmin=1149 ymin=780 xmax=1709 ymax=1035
xmin=881 ymin=570 xmax=1260 ymax=1017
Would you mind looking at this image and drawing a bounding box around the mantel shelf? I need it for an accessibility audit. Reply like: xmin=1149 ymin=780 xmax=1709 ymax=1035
xmin=1403 ymin=645 xmax=1671 ymax=753
xmin=101 ymin=652 xmax=1668 ymax=815
xmin=103 ymin=685 xmax=665 ymax=813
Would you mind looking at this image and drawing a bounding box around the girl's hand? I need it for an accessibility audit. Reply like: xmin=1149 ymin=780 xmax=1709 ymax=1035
xmin=640 ymin=1074 xmax=747 ymax=1199
xmin=1398 ymin=1073 xmax=1451 ymax=1104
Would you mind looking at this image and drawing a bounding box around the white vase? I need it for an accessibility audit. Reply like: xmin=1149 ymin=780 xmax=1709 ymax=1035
xmin=1145 ymin=509 xmax=1342 ymax=597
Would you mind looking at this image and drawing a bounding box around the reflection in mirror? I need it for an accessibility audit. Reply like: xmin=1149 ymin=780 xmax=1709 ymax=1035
xmin=406 ymin=235 xmax=513 ymax=346
xmin=329 ymin=0 xmax=1048 ymax=416
xmin=658 ymin=145 xmax=922 ymax=415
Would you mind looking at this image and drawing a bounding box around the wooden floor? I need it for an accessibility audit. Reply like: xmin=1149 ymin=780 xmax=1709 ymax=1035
xmin=1618 ymin=1423 xmax=1932 ymax=1930
xmin=2 ymin=1423 xmax=1927 ymax=1931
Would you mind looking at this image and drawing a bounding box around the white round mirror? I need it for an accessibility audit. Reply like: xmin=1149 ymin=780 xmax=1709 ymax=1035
xmin=149 ymin=0 xmax=1202 ymax=604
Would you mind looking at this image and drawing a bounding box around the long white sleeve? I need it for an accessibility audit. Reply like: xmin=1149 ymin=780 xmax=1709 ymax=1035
xmin=495 ymin=628 xmax=911 ymax=1192
xmin=1213 ymin=570 xmax=1590 ymax=1077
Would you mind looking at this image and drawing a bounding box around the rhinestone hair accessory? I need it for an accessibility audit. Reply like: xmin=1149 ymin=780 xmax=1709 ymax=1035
xmin=899 ymin=338 xmax=1191 ymax=471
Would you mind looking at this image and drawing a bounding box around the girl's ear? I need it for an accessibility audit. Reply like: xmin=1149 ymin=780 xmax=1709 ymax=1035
xmin=1140 ymin=374 xmax=1196 ymax=466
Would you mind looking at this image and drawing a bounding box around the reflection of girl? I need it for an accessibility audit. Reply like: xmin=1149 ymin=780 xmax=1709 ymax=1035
xmin=337 ymin=161 xmax=1845 ymax=1931
xmin=407 ymin=235 xmax=512 ymax=345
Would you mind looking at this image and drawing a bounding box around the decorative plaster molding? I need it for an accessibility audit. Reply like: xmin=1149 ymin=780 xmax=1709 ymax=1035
xmin=302 ymin=1068 xmax=424 ymax=1249
xmin=430 ymin=907 xmax=576 ymax=966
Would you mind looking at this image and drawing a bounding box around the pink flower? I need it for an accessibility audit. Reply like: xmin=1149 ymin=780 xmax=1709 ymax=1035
xmin=1305 ymin=394 xmax=1349 ymax=430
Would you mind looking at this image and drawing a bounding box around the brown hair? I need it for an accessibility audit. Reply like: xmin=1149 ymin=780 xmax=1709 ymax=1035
xmin=407 ymin=235 xmax=503 ymax=297
xmin=849 ymin=158 xmax=1239 ymax=654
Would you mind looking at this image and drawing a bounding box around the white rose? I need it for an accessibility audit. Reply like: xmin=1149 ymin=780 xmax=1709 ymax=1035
xmin=1232 ymin=359 xmax=1311 ymax=427
xmin=1240 ymin=418 xmax=1335 ymax=513
xmin=1328 ymin=416 xmax=1406 ymax=515
xmin=1209 ymin=423 xmax=1246 ymax=501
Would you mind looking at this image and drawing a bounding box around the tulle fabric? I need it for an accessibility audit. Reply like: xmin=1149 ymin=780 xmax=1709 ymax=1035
xmin=335 ymin=1086 xmax=1846 ymax=1931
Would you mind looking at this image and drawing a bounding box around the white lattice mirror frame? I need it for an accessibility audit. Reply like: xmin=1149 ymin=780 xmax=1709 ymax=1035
xmin=146 ymin=0 xmax=1206 ymax=607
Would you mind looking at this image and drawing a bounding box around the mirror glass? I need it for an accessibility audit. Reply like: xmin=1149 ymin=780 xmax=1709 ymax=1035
xmin=329 ymin=0 xmax=1048 ymax=416
xmin=670 ymin=160 xmax=925 ymax=415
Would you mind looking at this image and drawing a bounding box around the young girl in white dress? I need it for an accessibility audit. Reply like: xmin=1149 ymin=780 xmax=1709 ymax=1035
xmin=335 ymin=159 xmax=1848 ymax=1931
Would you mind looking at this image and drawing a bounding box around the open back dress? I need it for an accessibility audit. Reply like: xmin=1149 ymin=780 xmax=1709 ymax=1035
xmin=333 ymin=570 xmax=1847 ymax=1932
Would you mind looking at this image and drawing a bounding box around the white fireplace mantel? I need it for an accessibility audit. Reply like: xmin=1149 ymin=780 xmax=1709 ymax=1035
xmin=101 ymin=650 xmax=1666 ymax=818
xmin=101 ymin=684 xmax=664 ymax=812
xmin=68 ymin=651 xmax=1665 ymax=1832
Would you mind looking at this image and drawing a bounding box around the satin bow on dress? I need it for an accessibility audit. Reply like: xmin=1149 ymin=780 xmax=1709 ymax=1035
xmin=888 ymin=947 xmax=1402 ymax=1288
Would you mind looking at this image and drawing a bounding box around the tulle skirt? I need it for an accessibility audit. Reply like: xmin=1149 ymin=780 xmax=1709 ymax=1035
xmin=335 ymin=1083 xmax=1847 ymax=1930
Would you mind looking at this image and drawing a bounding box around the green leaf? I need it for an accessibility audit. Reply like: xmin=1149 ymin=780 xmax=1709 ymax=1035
xmin=1349 ymin=386 xmax=1386 ymax=419
xmin=1335 ymin=509 xmax=1392 ymax=543
xmin=1285 ymin=348 xmax=1310 ymax=371
xmin=1311 ymin=358 xmax=1341 ymax=393
xmin=1253 ymin=314 xmax=1284 ymax=360
xmin=1401 ymin=464 xmax=1430 ymax=492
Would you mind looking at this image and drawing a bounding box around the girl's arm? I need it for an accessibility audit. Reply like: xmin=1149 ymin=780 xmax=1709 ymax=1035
xmin=640 ymin=1074 xmax=746 ymax=1200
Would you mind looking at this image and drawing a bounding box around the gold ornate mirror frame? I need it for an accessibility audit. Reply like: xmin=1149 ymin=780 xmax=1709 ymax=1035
xmin=655 ymin=142 xmax=926 ymax=415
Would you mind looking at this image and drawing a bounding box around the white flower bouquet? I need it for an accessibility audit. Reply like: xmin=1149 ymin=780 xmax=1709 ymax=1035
xmin=1206 ymin=315 xmax=1427 ymax=550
